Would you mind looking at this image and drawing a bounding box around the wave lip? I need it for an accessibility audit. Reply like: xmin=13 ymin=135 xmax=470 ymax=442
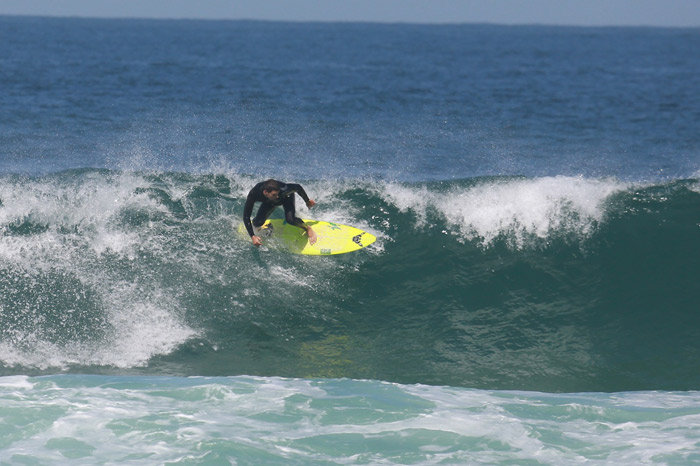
xmin=379 ymin=176 xmax=628 ymax=248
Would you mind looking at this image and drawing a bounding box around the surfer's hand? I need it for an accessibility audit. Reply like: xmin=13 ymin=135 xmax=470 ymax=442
xmin=306 ymin=199 xmax=316 ymax=208
xmin=251 ymin=235 xmax=263 ymax=247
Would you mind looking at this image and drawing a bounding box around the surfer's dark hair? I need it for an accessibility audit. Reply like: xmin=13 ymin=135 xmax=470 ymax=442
xmin=262 ymin=179 xmax=281 ymax=192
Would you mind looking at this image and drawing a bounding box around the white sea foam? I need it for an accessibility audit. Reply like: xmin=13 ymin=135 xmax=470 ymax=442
xmin=380 ymin=176 xmax=628 ymax=248
xmin=689 ymin=171 xmax=700 ymax=194
xmin=0 ymin=296 xmax=196 ymax=370
xmin=1 ymin=375 xmax=699 ymax=465
xmin=0 ymin=173 xmax=197 ymax=370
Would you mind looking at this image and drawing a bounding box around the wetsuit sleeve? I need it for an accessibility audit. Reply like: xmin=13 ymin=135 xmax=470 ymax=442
xmin=242 ymin=189 xmax=256 ymax=237
xmin=285 ymin=183 xmax=310 ymax=203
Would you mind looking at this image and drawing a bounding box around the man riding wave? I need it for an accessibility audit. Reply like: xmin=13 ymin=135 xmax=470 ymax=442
xmin=242 ymin=179 xmax=317 ymax=247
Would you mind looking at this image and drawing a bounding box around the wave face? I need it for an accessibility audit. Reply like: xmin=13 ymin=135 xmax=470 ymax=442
xmin=1 ymin=170 xmax=699 ymax=392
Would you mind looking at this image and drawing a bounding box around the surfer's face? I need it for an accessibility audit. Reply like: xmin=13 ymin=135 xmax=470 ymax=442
xmin=263 ymin=189 xmax=280 ymax=201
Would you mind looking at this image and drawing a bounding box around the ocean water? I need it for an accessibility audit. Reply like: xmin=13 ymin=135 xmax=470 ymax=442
xmin=1 ymin=16 xmax=699 ymax=464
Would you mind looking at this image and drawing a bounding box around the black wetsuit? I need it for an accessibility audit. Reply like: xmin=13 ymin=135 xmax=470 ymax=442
xmin=243 ymin=180 xmax=311 ymax=237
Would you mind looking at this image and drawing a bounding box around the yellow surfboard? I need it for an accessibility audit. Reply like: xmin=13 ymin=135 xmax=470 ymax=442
xmin=239 ymin=219 xmax=376 ymax=255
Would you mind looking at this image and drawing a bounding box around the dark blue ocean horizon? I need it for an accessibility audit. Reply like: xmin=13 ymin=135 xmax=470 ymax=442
xmin=2 ymin=15 xmax=699 ymax=182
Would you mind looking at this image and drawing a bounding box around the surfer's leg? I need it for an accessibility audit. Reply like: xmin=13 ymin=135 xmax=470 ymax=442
xmin=282 ymin=196 xmax=298 ymax=226
xmin=252 ymin=203 xmax=276 ymax=228
xmin=283 ymin=197 xmax=317 ymax=244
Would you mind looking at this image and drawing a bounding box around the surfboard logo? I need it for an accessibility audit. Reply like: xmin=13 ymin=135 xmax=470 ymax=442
xmin=352 ymin=233 xmax=364 ymax=246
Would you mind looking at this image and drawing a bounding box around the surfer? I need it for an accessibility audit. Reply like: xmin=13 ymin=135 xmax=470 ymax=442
xmin=243 ymin=179 xmax=317 ymax=247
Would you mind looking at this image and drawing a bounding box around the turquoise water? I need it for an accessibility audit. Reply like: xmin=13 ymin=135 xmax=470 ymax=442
xmin=1 ymin=16 xmax=700 ymax=464
xmin=2 ymin=375 xmax=700 ymax=464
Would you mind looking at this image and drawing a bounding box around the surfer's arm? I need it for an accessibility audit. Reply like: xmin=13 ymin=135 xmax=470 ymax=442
xmin=242 ymin=193 xmax=256 ymax=237
xmin=285 ymin=183 xmax=313 ymax=206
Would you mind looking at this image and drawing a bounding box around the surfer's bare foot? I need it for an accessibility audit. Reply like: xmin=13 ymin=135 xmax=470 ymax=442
xmin=307 ymin=227 xmax=317 ymax=245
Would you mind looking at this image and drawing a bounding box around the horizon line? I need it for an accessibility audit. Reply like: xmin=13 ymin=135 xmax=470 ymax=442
xmin=2 ymin=13 xmax=699 ymax=30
